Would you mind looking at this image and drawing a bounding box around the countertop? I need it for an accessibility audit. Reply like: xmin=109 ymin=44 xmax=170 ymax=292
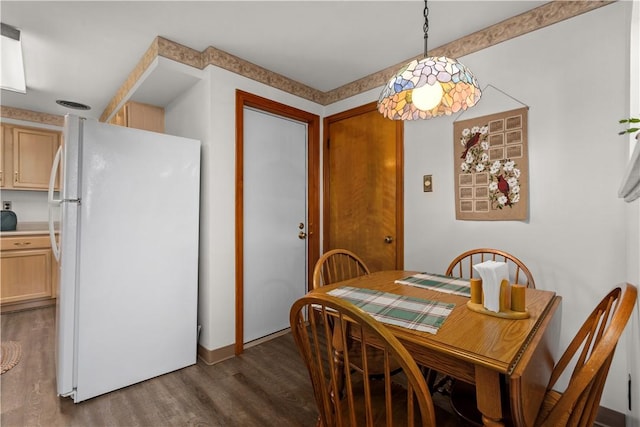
xmin=1 ymin=222 xmax=59 ymax=237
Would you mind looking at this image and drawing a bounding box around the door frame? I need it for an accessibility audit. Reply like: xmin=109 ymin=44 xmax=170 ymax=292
xmin=323 ymin=101 xmax=404 ymax=269
xmin=235 ymin=90 xmax=320 ymax=355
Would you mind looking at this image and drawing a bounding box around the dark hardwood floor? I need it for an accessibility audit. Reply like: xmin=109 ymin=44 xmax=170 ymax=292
xmin=1 ymin=306 xmax=469 ymax=427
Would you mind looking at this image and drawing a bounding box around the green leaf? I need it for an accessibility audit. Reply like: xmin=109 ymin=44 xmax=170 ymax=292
xmin=618 ymin=118 xmax=640 ymax=136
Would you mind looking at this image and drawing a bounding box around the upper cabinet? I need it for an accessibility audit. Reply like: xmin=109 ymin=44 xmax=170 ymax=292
xmin=1 ymin=123 xmax=61 ymax=191
xmin=109 ymin=101 xmax=164 ymax=133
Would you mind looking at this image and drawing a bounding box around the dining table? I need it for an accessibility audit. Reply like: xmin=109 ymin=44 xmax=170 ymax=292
xmin=309 ymin=270 xmax=562 ymax=427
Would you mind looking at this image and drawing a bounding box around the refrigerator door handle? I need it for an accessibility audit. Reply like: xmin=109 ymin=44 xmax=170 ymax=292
xmin=48 ymin=145 xmax=62 ymax=261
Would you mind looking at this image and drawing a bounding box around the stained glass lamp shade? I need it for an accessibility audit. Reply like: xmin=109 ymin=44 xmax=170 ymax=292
xmin=378 ymin=56 xmax=482 ymax=120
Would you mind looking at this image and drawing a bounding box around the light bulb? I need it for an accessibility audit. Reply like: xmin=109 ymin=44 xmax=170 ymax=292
xmin=411 ymin=82 xmax=443 ymax=111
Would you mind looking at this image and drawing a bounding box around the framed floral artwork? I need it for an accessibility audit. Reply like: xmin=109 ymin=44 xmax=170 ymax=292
xmin=453 ymin=107 xmax=529 ymax=220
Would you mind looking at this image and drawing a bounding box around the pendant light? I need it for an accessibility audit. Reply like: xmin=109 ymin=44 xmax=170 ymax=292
xmin=378 ymin=0 xmax=482 ymax=120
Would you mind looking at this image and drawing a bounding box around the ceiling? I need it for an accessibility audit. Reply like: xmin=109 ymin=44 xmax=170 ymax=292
xmin=0 ymin=1 xmax=549 ymax=121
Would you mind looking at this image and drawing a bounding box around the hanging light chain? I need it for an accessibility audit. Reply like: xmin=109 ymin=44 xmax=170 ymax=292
xmin=423 ymin=0 xmax=429 ymax=58
xmin=377 ymin=0 xmax=482 ymax=119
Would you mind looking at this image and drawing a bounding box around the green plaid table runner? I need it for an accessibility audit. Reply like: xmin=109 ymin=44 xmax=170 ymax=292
xmin=395 ymin=273 xmax=471 ymax=297
xmin=328 ymin=286 xmax=455 ymax=334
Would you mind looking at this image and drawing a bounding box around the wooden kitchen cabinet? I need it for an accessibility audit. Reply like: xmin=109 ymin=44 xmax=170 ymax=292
xmin=0 ymin=123 xmax=61 ymax=191
xmin=109 ymin=101 xmax=165 ymax=133
xmin=1 ymin=234 xmax=58 ymax=313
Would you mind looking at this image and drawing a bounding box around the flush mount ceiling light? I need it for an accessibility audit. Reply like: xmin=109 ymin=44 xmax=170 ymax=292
xmin=377 ymin=0 xmax=482 ymax=120
xmin=1 ymin=23 xmax=26 ymax=93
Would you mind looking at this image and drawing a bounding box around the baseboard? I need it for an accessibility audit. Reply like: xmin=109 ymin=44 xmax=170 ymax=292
xmin=0 ymin=297 xmax=55 ymax=314
xmin=244 ymin=328 xmax=291 ymax=349
xmin=595 ymin=406 xmax=625 ymax=427
xmin=197 ymin=343 xmax=235 ymax=365
xmin=196 ymin=328 xmax=291 ymax=365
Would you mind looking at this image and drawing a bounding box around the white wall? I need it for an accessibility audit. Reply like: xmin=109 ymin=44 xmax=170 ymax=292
xmin=330 ymin=1 xmax=635 ymax=416
xmin=0 ymin=118 xmax=62 ymax=223
xmin=165 ymin=65 xmax=323 ymax=352
xmin=0 ymin=190 xmax=50 ymax=222
xmin=403 ymin=2 xmax=631 ymax=414
xmin=161 ymin=0 xmax=636 ymax=417
xmin=163 ymin=72 xmax=212 ymax=354
xmin=624 ymin=2 xmax=640 ymax=426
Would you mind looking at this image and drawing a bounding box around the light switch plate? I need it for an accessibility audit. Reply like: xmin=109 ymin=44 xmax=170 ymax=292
xmin=423 ymin=175 xmax=433 ymax=192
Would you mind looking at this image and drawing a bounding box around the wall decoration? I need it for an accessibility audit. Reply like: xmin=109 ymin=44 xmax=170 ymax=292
xmin=453 ymin=107 xmax=528 ymax=220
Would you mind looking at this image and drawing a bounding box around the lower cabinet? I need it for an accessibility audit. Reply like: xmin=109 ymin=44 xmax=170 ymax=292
xmin=1 ymin=234 xmax=58 ymax=313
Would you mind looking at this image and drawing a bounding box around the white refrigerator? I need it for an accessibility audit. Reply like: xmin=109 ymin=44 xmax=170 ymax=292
xmin=48 ymin=114 xmax=201 ymax=403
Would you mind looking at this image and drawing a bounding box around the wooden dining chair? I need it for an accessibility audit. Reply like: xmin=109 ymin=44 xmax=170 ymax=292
xmin=312 ymin=249 xmax=370 ymax=290
xmin=445 ymin=247 xmax=536 ymax=288
xmin=290 ymin=292 xmax=440 ymax=426
xmin=533 ymin=283 xmax=637 ymax=426
xmin=450 ymin=284 xmax=637 ymax=427
xmin=312 ymin=249 xmax=402 ymax=378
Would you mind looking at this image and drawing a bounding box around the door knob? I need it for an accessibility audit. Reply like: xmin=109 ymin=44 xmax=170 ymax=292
xmin=298 ymin=231 xmax=307 ymax=240
xmin=384 ymin=235 xmax=393 ymax=244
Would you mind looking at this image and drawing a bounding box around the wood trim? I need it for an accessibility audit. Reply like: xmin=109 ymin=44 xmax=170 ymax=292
xmin=322 ymin=101 xmax=404 ymax=269
xmin=234 ymin=91 xmax=245 ymax=357
xmin=322 ymin=116 xmax=330 ymax=253
xmin=234 ymin=90 xmax=320 ymax=355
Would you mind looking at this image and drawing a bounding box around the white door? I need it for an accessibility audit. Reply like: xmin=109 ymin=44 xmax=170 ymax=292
xmin=243 ymin=107 xmax=307 ymax=343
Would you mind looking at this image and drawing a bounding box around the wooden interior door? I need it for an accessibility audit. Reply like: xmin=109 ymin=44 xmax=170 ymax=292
xmin=323 ymin=102 xmax=403 ymax=272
